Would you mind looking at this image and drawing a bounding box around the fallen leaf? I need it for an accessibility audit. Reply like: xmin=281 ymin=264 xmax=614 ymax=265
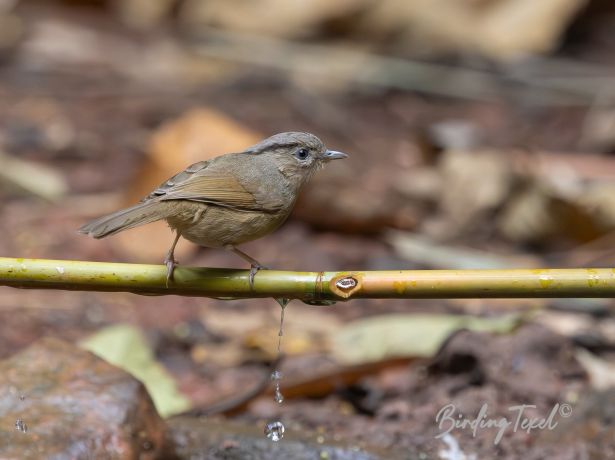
xmin=438 ymin=148 xmax=513 ymax=236
xmin=81 ymin=324 xmax=191 ymax=417
xmin=333 ymin=313 xmax=520 ymax=365
xmin=361 ymin=0 xmax=587 ymax=59
xmin=0 ymin=151 xmax=68 ymax=201
xmin=179 ymin=0 xmax=368 ymax=38
xmin=202 ymin=305 xmax=341 ymax=360
xmin=388 ymin=230 xmax=541 ymax=269
xmin=575 ymin=349 xmax=615 ymax=390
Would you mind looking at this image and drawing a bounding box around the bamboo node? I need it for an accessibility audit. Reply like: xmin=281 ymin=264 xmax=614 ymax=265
xmin=336 ymin=277 xmax=357 ymax=290
xmin=331 ymin=274 xmax=362 ymax=299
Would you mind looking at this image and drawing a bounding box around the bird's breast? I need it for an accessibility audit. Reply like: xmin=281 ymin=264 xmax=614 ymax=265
xmin=167 ymin=203 xmax=291 ymax=248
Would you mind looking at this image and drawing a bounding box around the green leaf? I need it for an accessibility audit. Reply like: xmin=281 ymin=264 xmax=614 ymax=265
xmin=80 ymin=324 xmax=191 ymax=417
xmin=332 ymin=314 xmax=521 ymax=364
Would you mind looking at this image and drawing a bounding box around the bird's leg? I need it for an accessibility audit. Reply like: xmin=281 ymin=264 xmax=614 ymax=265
xmin=164 ymin=231 xmax=182 ymax=286
xmin=227 ymin=245 xmax=268 ymax=289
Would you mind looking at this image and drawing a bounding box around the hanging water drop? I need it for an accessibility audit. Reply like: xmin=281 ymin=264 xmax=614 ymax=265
xmin=265 ymin=299 xmax=291 ymax=441
xmin=274 ymin=298 xmax=290 ymax=309
xmin=271 ymin=363 xmax=284 ymax=404
xmin=272 ymin=302 xmax=287 ymax=407
xmin=264 ymin=421 xmax=285 ymax=441
xmin=276 ymin=304 xmax=287 ymax=351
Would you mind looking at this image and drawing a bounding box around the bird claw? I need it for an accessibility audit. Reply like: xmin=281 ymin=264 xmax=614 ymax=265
xmin=164 ymin=257 xmax=178 ymax=287
xmin=249 ymin=264 xmax=268 ymax=289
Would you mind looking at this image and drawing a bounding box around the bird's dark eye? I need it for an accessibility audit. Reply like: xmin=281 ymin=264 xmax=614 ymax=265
xmin=295 ymin=148 xmax=310 ymax=160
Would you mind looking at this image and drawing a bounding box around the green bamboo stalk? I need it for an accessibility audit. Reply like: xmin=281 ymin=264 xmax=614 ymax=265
xmin=1 ymin=257 xmax=615 ymax=301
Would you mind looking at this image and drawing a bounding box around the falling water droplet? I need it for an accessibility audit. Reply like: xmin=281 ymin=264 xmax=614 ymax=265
xmin=272 ymin=302 xmax=288 ymax=406
xmin=265 ymin=299 xmax=291 ymax=440
xmin=264 ymin=421 xmax=285 ymax=442
xmin=277 ymin=304 xmax=286 ymax=349
xmin=271 ymin=369 xmax=284 ymax=403
xmin=15 ymin=419 xmax=27 ymax=433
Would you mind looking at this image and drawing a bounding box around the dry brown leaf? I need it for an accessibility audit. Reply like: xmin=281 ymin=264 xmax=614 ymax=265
xmin=0 ymin=151 xmax=68 ymax=201
xmin=388 ymin=230 xmax=541 ymax=269
xmin=112 ymin=0 xmax=175 ymax=30
xmin=575 ymin=349 xmax=615 ymax=390
xmin=362 ymin=0 xmax=587 ymax=59
xmin=180 ymin=0 xmax=369 ymax=38
xmin=437 ymin=149 xmax=513 ymax=236
xmin=577 ymin=183 xmax=615 ymax=229
xmin=534 ymin=311 xmax=595 ymax=337
xmin=497 ymin=185 xmax=558 ymax=244
xmin=498 ymin=183 xmax=607 ymax=245
xmin=127 ymin=108 xmax=263 ymax=203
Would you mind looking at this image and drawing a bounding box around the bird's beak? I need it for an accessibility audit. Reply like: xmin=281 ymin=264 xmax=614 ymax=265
xmin=323 ymin=150 xmax=348 ymax=161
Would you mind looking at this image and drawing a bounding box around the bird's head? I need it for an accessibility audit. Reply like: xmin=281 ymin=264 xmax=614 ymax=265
xmin=245 ymin=132 xmax=347 ymax=183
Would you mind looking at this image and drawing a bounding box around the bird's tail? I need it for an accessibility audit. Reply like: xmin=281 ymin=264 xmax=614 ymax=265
xmin=78 ymin=201 xmax=167 ymax=238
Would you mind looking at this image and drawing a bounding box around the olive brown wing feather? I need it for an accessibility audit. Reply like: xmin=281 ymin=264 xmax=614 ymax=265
xmin=149 ymin=160 xmax=283 ymax=212
xmin=79 ymin=160 xmax=281 ymax=239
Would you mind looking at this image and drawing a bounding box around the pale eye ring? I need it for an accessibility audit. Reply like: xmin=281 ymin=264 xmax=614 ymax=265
xmin=295 ymin=148 xmax=310 ymax=160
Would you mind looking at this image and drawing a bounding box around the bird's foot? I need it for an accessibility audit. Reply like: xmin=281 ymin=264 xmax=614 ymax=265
xmin=164 ymin=256 xmax=178 ymax=287
xmin=249 ymin=263 xmax=268 ymax=289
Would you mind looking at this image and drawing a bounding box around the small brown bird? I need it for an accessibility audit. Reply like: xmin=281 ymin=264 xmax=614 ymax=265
xmin=79 ymin=132 xmax=347 ymax=285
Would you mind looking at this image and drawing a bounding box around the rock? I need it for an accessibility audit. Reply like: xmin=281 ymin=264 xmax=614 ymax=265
xmin=427 ymin=324 xmax=587 ymax=402
xmin=167 ymin=416 xmax=391 ymax=460
xmin=535 ymin=388 xmax=615 ymax=458
xmin=0 ymin=337 xmax=171 ymax=459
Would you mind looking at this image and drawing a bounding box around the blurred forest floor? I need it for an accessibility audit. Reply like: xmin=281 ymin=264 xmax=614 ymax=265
xmin=3 ymin=0 xmax=615 ymax=458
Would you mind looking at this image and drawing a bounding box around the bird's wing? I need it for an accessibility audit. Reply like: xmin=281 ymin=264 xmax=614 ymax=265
xmin=145 ymin=160 xmax=281 ymax=212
